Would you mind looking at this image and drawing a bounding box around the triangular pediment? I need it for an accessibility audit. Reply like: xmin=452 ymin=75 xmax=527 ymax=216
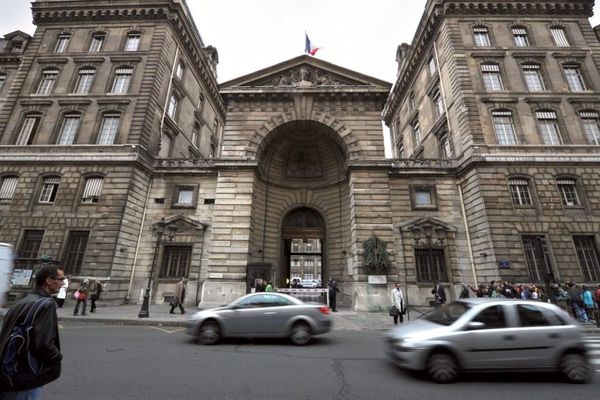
xmin=220 ymin=55 xmax=391 ymax=91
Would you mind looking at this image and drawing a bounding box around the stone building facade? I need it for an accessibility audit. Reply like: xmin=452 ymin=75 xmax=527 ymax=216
xmin=0 ymin=0 xmax=599 ymax=311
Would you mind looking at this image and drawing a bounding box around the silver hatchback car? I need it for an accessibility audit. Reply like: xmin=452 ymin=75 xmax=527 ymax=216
xmin=385 ymin=299 xmax=591 ymax=383
xmin=187 ymin=292 xmax=333 ymax=345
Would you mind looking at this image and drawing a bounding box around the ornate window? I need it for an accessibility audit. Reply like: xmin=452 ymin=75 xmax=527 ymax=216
xmin=39 ymin=176 xmax=60 ymax=203
xmin=97 ymin=113 xmax=120 ymax=145
xmin=19 ymin=230 xmax=44 ymax=258
xmin=522 ymin=64 xmax=545 ymax=91
xmin=492 ymin=110 xmax=518 ymax=145
xmin=563 ymin=64 xmax=586 ymax=92
xmin=0 ymin=176 xmax=18 ymax=201
xmin=63 ymin=231 xmax=89 ymax=274
xmin=580 ymin=111 xmax=600 ymax=145
xmin=57 ymin=113 xmax=81 ymax=145
xmin=481 ymin=63 xmax=503 ymax=91
xmin=160 ymin=246 xmax=191 ymax=278
xmin=573 ymin=236 xmax=600 ymax=282
xmin=89 ymin=33 xmax=105 ymax=52
xmin=512 ymin=27 xmax=530 ymax=47
xmin=550 ymin=27 xmax=570 ymax=47
xmin=36 ymin=68 xmax=58 ymax=95
xmin=54 ymin=33 xmax=70 ymax=53
xmin=15 ymin=115 xmax=41 ymax=145
xmin=82 ymin=177 xmax=104 ymax=203
xmin=473 ymin=26 xmax=491 ymax=47
xmin=536 ymin=111 xmax=562 ymax=145
xmin=74 ymin=68 xmax=95 ymax=94
xmin=167 ymin=92 xmax=179 ymax=119
xmin=556 ymin=178 xmax=580 ymax=207
xmin=124 ymin=32 xmax=141 ymax=51
xmin=111 ymin=66 xmax=133 ymax=94
xmin=508 ymin=178 xmax=533 ymax=206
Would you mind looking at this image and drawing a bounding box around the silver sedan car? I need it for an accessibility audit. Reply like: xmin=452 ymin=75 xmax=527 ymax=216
xmin=385 ymin=298 xmax=591 ymax=383
xmin=187 ymin=292 xmax=333 ymax=345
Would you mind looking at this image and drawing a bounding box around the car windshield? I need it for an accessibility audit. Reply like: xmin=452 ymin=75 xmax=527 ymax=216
xmin=426 ymin=301 xmax=472 ymax=326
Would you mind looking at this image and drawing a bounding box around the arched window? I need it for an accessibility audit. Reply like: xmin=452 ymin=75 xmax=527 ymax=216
xmin=89 ymin=32 xmax=105 ymax=52
xmin=97 ymin=112 xmax=121 ymax=145
xmin=555 ymin=177 xmax=581 ymax=207
xmin=36 ymin=68 xmax=58 ymax=95
xmin=480 ymin=63 xmax=503 ymax=91
xmin=491 ymin=110 xmax=517 ymax=145
xmin=74 ymin=67 xmax=96 ymax=94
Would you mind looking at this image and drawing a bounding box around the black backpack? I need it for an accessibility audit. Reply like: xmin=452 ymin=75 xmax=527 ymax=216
xmin=1 ymin=297 xmax=52 ymax=390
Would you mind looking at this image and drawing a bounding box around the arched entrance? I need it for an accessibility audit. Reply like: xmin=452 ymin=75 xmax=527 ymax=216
xmin=280 ymin=207 xmax=326 ymax=288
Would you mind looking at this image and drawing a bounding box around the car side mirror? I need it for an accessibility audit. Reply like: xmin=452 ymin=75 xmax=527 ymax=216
xmin=466 ymin=321 xmax=485 ymax=330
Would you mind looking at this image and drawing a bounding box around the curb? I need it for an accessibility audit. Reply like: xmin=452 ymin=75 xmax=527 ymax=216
xmin=57 ymin=316 xmax=187 ymax=327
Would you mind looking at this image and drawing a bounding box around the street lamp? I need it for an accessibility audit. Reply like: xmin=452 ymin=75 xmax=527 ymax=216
xmin=138 ymin=218 xmax=178 ymax=318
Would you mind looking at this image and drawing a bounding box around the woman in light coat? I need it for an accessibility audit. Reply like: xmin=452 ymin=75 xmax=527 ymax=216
xmin=390 ymin=283 xmax=405 ymax=325
xmin=56 ymin=274 xmax=70 ymax=308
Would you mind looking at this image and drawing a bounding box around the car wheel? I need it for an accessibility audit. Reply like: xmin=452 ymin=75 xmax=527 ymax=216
xmin=198 ymin=321 xmax=220 ymax=345
xmin=560 ymin=353 xmax=591 ymax=383
xmin=290 ymin=322 xmax=311 ymax=346
xmin=426 ymin=352 xmax=458 ymax=383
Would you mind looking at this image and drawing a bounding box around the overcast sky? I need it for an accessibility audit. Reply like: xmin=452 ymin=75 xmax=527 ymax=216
xmin=3 ymin=0 xmax=599 ymax=84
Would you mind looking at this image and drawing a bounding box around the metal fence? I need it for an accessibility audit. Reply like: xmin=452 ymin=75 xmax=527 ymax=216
xmin=277 ymin=288 xmax=329 ymax=305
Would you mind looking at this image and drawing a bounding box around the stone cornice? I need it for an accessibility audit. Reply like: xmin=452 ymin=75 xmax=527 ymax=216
xmin=31 ymin=1 xmax=225 ymax=120
xmin=383 ymin=0 xmax=594 ymax=124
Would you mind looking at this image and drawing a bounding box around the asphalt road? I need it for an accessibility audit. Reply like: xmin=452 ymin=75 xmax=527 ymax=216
xmin=40 ymin=322 xmax=600 ymax=400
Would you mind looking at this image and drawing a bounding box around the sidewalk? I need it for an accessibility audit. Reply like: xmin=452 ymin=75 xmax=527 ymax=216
xmin=2 ymin=303 xmax=600 ymax=334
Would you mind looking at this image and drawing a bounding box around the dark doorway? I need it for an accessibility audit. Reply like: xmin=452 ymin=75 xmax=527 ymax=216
xmin=280 ymin=207 xmax=326 ymax=288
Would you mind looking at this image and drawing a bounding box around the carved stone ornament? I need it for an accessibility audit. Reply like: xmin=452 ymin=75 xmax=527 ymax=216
xmin=363 ymin=234 xmax=391 ymax=274
xmin=270 ymin=65 xmax=345 ymax=87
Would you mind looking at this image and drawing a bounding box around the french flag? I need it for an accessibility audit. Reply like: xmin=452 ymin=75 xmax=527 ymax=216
xmin=305 ymin=32 xmax=321 ymax=56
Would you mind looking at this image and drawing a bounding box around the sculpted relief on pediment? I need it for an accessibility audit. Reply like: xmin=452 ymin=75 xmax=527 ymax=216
xmin=246 ymin=65 xmax=366 ymax=88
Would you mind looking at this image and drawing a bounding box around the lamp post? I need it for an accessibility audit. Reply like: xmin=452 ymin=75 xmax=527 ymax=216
xmin=138 ymin=218 xmax=178 ymax=318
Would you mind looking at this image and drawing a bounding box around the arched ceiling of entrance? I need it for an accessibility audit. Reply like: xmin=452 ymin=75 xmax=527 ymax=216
xmin=257 ymin=120 xmax=347 ymax=188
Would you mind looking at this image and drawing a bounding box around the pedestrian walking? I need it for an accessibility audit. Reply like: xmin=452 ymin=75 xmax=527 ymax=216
xmin=89 ymin=279 xmax=103 ymax=313
xmin=0 ymin=265 xmax=64 ymax=398
xmin=169 ymin=278 xmax=187 ymax=314
xmin=254 ymin=279 xmax=264 ymax=292
xmin=390 ymin=283 xmax=405 ymax=325
xmin=582 ymin=285 xmax=595 ymax=324
xmin=567 ymin=282 xmax=589 ymax=323
xmin=73 ymin=279 xmax=90 ymax=316
xmin=328 ymin=278 xmax=339 ymax=312
xmin=55 ymin=274 xmax=70 ymax=308
xmin=431 ymin=281 xmax=446 ymax=306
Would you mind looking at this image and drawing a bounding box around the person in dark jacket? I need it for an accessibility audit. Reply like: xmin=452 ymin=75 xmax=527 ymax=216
xmin=0 ymin=265 xmax=64 ymax=398
xmin=432 ymin=281 xmax=447 ymax=306
xmin=169 ymin=278 xmax=187 ymax=314
xmin=89 ymin=279 xmax=103 ymax=313
xmin=328 ymin=278 xmax=339 ymax=312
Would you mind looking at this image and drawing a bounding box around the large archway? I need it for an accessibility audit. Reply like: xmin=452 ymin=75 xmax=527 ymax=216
xmin=280 ymin=207 xmax=326 ymax=288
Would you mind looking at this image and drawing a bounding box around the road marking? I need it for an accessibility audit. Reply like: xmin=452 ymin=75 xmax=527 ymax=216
xmin=148 ymin=326 xmax=185 ymax=334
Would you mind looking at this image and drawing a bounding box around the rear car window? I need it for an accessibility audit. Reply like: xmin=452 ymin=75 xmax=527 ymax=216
xmin=516 ymin=304 xmax=552 ymax=327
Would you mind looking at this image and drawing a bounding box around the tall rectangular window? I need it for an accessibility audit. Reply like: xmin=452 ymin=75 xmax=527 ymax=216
xmin=74 ymin=68 xmax=95 ymax=94
xmin=36 ymin=69 xmax=58 ymax=95
xmin=481 ymin=64 xmax=503 ymax=91
xmin=473 ymin=27 xmax=491 ymax=47
xmin=564 ymin=64 xmax=586 ymax=92
xmin=97 ymin=113 xmax=120 ymax=145
xmin=19 ymin=230 xmax=44 ymax=258
xmin=536 ymin=111 xmax=562 ymax=145
xmin=160 ymin=246 xmax=191 ymax=278
xmin=522 ymin=235 xmax=552 ymax=282
xmin=512 ymin=27 xmax=529 ymax=47
xmin=0 ymin=176 xmax=18 ymax=200
xmin=522 ymin=64 xmax=545 ymax=91
xmin=556 ymin=178 xmax=580 ymax=207
xmin=508 ymin=178 xmax=533 ymax=206
xmin=63 ymin=231 xmax=90 ymax=274
xmin=176 ymin=62 xmax=185 ymax=79
xmin=433 ymin=91 xmax=444 ymax=117
xmin=415 ymin=248 xmax=447 ymax=282
xmin=167 ymin=93 xmax=178 ymax=119
xmin=159 ymin=134 xmax=172 ymax=158
xmin=551 ymin=27 xmax=570 ymax=47
xmin=39 ymin=177 xmax=60 ymax=203
xmin=411 ymin=120 xmax=421 ymax=146
xmin=89 ymin=34 xmax=105 ymax=52
xmin=0 ymin=74 xmax=6 ymax=91
xmin=573 ymin=236 xmax=600 ymax=282
xmin=54 ymin=33 xmax=70 ymax=53
xmin=124 ymin=33 xmax=141 ymax=51
xmin=492 ymin=111 xmax=518 ymax=145
xmin=57 ymin=114 xmax=80 ymax=145
xmin=111 ymin=67 xmax=133 ymax=94
xmin=82 ymin=177 xmax=104 ymax=203
xmin=15 ymin=116 xmax=40 ymax=145
xmin=580 ymin=111 xmax=600 ymax=145
xmin=428 ymin=57 xmax=437 ymax=77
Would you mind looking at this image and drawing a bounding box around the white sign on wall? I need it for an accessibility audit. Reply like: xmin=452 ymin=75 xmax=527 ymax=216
xmin=11 ymin=269 xmax=33 ymax=286
xmin=368 ymin=275 xmax=387 ymax=285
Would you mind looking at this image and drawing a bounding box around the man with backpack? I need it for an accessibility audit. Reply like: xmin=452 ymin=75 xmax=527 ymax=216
xmin=0 ymin=265 xmax=64 ymax=399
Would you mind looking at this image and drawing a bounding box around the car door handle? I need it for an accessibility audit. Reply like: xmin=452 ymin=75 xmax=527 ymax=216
xmin=548 ymin=333 xmax=561 ymax=339
xmin=502 ymin=335 xmax=516 ymax=341
xmin=263 ymin=312 xmax=277 ymax=315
